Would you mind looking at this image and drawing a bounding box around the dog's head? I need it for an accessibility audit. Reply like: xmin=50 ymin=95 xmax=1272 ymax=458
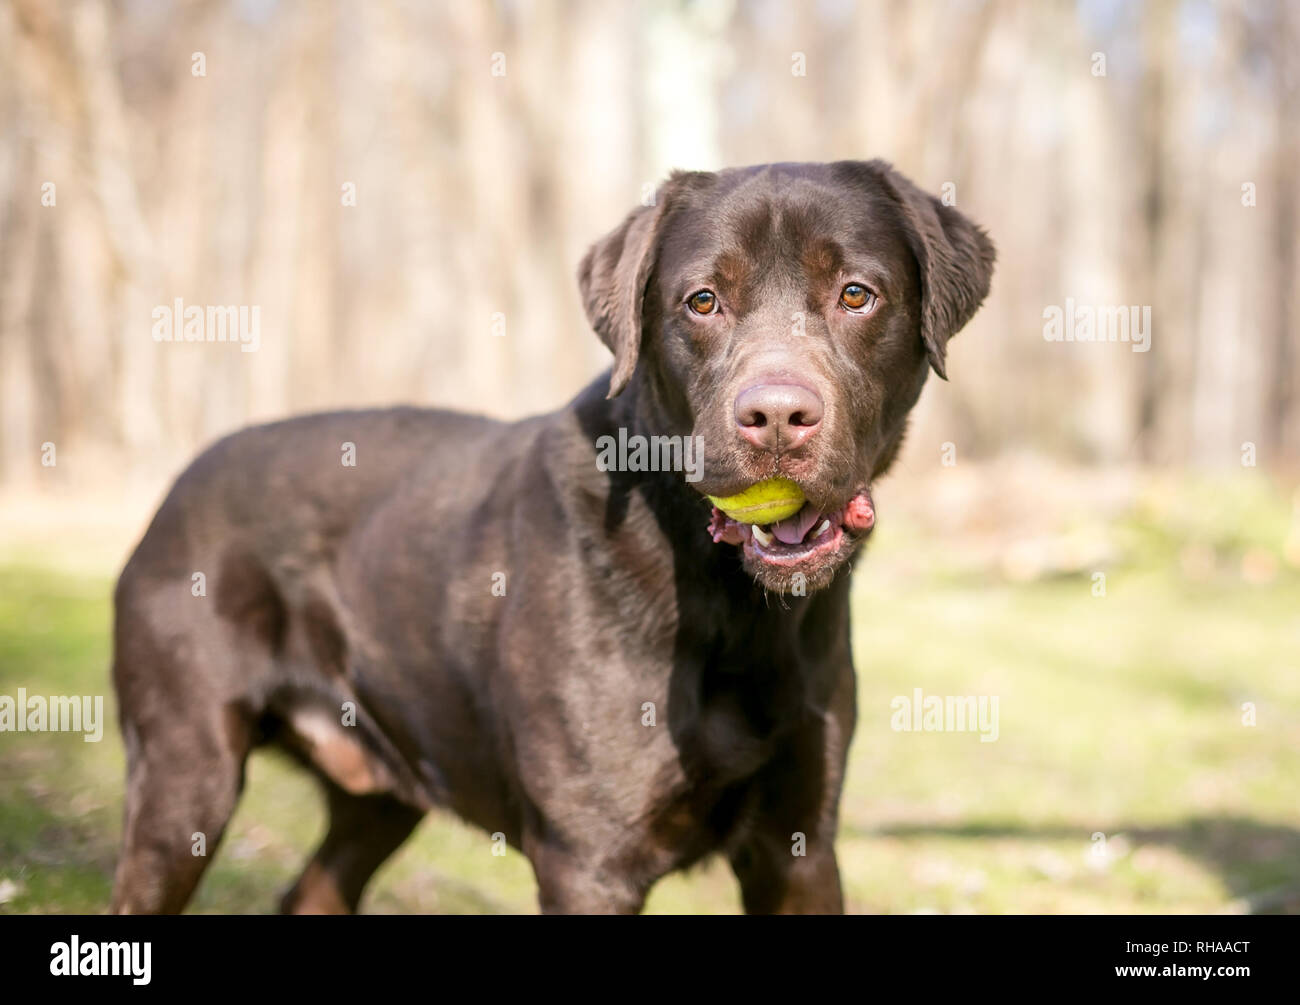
xmin=579 ymin=161 xmax=994 ymax=593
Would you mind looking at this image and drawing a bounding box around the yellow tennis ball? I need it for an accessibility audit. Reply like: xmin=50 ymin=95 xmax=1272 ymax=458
xmin=708 ymin=478 xmax=806 ymax=525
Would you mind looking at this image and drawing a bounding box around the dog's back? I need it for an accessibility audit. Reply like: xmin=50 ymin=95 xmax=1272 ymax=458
xmin=111 ymin=406 xmax=510 ymax=913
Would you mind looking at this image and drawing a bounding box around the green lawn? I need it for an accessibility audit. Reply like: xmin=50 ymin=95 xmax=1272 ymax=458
xmin=2 ymin=474 xmax=1298 ymax=914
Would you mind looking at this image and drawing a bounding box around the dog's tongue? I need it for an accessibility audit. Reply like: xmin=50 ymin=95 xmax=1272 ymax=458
xmin=771 ymin=505 xmax=821 ymax=545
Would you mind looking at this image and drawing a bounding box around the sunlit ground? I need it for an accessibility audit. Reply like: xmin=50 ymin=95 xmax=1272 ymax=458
xmin=2 ymin=466 xmax=1297 ymax=914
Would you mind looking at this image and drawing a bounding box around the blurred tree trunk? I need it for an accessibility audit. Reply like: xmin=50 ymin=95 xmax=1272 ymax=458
xmin=1135 ymin=0 xmax=1174 ymax=464
xmin=1265 ymin=2 xmax=1299 ymax=460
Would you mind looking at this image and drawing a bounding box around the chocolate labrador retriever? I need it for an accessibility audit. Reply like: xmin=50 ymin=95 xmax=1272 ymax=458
xmin=110 ymin=160 xmax=993 ymax=914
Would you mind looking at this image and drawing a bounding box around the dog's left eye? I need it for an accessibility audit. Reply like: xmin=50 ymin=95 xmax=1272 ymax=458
xmin=687 ymin=290 xmax=719 ymax=315
xmin=840 ymin=283 xmax=876 ymax=312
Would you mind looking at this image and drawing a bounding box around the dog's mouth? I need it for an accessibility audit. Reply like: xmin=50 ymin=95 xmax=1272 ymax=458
xmin=707 ymin=487 xmax=875 ymax=571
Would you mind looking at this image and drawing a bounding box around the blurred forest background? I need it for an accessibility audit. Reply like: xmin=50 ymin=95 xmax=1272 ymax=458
xmin=1 ymin=0 xmax=1299 ymax=915
xmin=0 ymin=0 xmax=1297 ymax=488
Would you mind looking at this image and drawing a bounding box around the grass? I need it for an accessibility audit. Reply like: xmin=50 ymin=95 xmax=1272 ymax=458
xmin=1 ymin=471 xmax=1298 ymax=914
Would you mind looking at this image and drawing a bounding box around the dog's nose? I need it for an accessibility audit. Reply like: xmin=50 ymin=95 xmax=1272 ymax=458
xmin=734 ymin=383 xmax=824 ymax=451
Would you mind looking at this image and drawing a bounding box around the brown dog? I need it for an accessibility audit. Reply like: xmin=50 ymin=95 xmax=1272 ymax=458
xmin=111 ymin=161 xmax=993 ymax=914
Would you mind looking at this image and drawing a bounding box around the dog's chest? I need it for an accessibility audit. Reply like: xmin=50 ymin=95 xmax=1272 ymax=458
xmin=629 ymin=669 xmax=820 ymax=869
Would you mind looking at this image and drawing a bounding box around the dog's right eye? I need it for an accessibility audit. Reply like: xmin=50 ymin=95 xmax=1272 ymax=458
xmin=840 ymin=283 xmax=876 ymax=311
xmin=687 ymin=290 xmax=718 ymax=316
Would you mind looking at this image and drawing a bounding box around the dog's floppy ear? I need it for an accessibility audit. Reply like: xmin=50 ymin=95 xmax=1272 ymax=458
xmin=863 ymin=160 xmax=995 ymax=380
xmin=578 ymin=173 xmax=703 ymax=399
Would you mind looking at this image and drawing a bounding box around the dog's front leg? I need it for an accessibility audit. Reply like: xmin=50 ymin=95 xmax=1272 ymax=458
xmin=727 ymin=682 xmax=854 ymax=915
xmin=728 ymin=830 xmax=845 ymax=914
xmin=527 ymin=838 xmax=646 ymax=915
